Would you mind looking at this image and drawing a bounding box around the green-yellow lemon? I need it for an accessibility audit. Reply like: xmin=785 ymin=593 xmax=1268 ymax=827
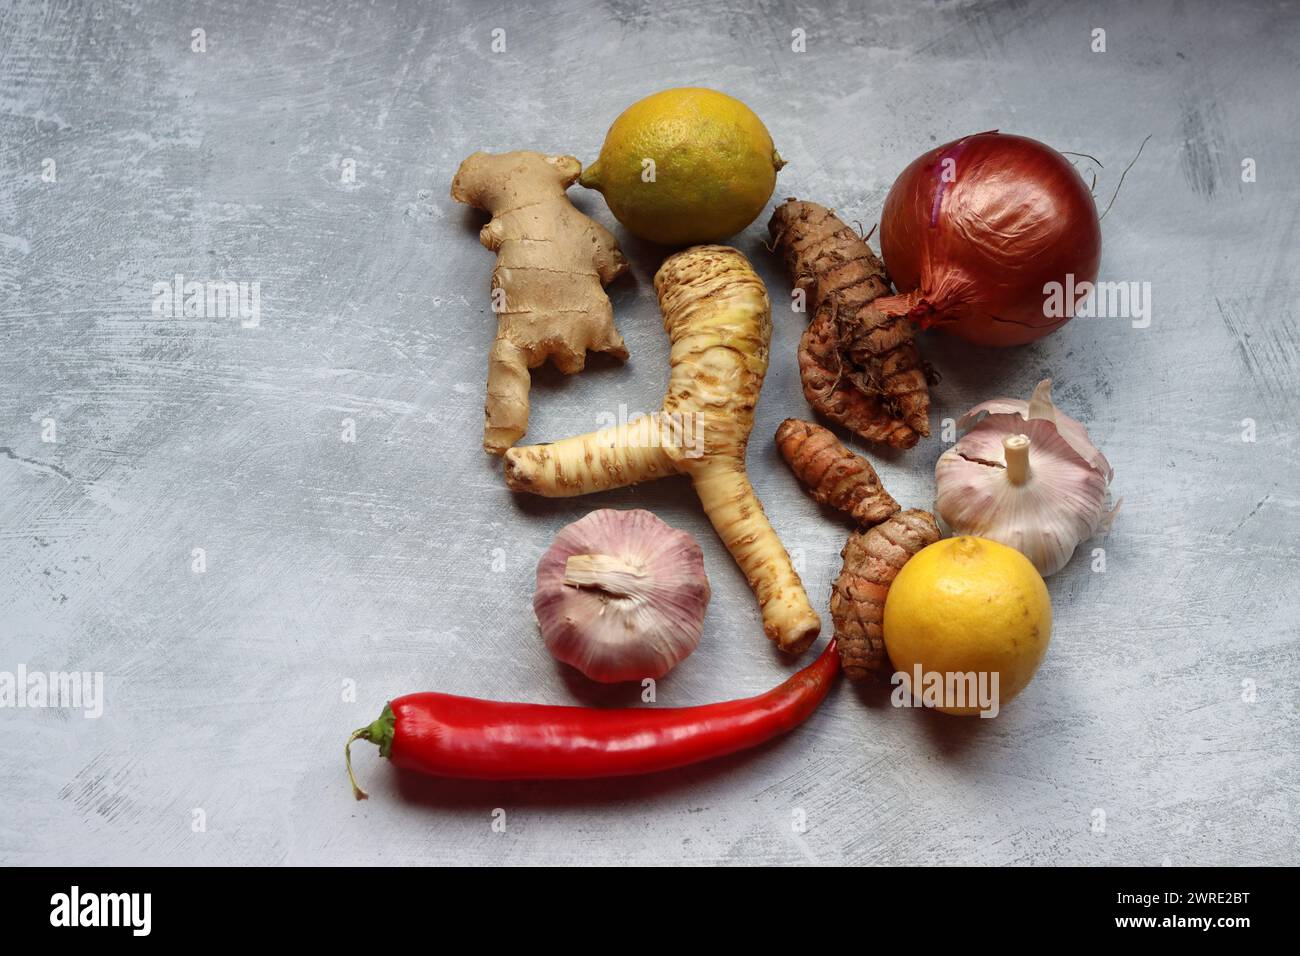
xmin=883 ymin=536 xmax=1052 ymax=716
xmin=580 ymin=87 xmax=785 ymax=246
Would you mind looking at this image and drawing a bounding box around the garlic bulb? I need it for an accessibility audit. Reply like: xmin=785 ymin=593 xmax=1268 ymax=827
xmin=534 ymin=509 xmax=710 ymax=683
xmin=935 ymin=379 xmax=1119 ymax=576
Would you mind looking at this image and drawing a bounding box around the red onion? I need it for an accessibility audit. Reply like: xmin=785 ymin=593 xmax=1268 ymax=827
xmin=878 ymin=131 xmax=1101 ymax=347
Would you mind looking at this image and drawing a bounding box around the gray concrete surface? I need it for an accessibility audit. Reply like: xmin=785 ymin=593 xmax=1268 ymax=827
xmin=1 ymin=0 xmax=1296 ymax=866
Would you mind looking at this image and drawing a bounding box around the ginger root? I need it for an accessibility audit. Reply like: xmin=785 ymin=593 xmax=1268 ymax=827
xmin=451 ymin=151 xmax=629 ymax=455
xmin=767 ymin=199 xmax=931 ymax=449
xmin=775 ymin=418 xmax=899 ymax=526
xmin=830 ymin=508 xmax=940 ymax=678
xmin=504 ymin=246 xmax=821 ymax=655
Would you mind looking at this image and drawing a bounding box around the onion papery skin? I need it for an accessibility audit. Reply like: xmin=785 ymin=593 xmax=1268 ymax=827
xmin=879 ymin=131 xmax=1102 ymax=348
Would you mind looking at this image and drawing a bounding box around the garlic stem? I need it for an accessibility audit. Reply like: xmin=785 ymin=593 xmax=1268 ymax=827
xmin=563 ymin=554 xmax=648 ymax=599
xmin=1003 ymin=434 xmax=1031 ymax=485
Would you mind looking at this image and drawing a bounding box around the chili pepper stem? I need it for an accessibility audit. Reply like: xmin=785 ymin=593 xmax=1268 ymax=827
xmin=345 ymin=728 xmax=372 ymax=801
xmin=345 ymin=704 xmax=397 ymax=801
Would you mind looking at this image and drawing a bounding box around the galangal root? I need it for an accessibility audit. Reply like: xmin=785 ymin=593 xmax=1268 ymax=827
xmin=831 ymin=509 xmax=940 ymax=678
xmin=776 ymin=417 xmax=936 ymax=678
xmin=767 ymin=199 xmax=931 ymax=449
xmin=451 ymin=151 xmax=629 ymax=455
xmin=504 ymin=246 xmax=821 ymax=655
xmin=775 ymin=418 xmax=900 ymax=526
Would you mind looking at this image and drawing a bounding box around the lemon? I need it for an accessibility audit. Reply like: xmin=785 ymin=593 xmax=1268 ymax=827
xmin=580 ymin=87 xmax=785 ymax=246
xmin=883 ymin=536 xmax=1052 ymax=716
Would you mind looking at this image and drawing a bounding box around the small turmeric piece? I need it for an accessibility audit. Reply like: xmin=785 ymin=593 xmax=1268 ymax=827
xmin=767 ymin=199 xmax=931 ymax=449
xmin=830 ymin=508 xmax=940 ymax=678
xmin=776 ymin=418 xmax=899 ymax=527
xmin=451 ymin=151 xmax=630 ymax=455
xmin=504 ymin=246 xmax=820 ymax=655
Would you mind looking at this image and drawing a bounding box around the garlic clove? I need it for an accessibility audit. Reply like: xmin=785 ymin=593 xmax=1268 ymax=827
xmin=936 ymin=380 xmax=1116 ymax=577
xmin=938 ymin=421 xmax=1108 ymax=575
xmin=534 ymin=509 xmax=710 ymax=683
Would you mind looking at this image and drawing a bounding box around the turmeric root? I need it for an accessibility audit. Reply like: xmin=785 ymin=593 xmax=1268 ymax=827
xmin=767 ymin=199 xmax=931 ymax=449
xmin=451 ymin=151 xmax=629 ymax=455
xmin=830 ymin=508 xmax=940 ymax=678
xmin=775 ymin=419 xmax=899 ymax=526
xmin=504 ymin=246 xmax=821 ymax=655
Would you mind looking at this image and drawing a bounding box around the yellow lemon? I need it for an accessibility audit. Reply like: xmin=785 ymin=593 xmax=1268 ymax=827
xmin=883 ymin=536 xmax=1051 ymax=716
xmin=580 ymin=87 xmax=785 ymax=246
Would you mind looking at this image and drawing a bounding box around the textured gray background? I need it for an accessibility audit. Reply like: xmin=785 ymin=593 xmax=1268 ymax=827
xmin=1 ymin=0 xmax=1296 ymax=866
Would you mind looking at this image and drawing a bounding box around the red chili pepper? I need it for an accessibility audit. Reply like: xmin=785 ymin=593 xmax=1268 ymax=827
xmin=345 ymin=639 xmax=838 ymax=797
